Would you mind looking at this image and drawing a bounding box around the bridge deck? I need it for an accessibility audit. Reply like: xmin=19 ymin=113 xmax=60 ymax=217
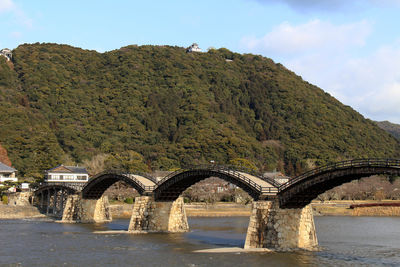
xmin=237 ymin=172 xmax=273 ymax=187
xmin=129 ymin=174 xmax=156 ymax=187
xmin=236 ymin=171 xmax=277 ymax=195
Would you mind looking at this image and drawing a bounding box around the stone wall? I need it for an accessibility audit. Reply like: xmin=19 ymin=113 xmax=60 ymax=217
xmin=244 ymin=200 xmax=318 ymax=251
xmin=109 ymin=203 xmax=134 ymax=218
xmin=61 ymin=195 xmax=112 ymax=223
xmin=0 ymin=205 xmax=43 ymax=219
xmin=61 ymin=194 xmax=81 ymax=222
xmin=110 ymin=202 xmax=252 ymax=218
xmin=7 ymin=192 xmax=32 ymax=206
xmin=80 ymin=196 xmax=112 ymax=223
xmin=128 ymin=196 xmax=188 ymax=233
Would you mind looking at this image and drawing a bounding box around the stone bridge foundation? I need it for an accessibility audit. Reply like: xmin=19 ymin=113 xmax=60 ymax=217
xmin=61 ymin=194 xmax=112 ymax=223
xmin=128 ymin=196 xmax=189 ymax=233
xmin=244 ymin=200 xmax=318 ymax=251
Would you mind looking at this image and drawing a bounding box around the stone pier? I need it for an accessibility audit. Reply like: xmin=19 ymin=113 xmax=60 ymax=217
xmin=128 ymin=196 xmax=189 ymax=233
xmin=61 ymin=194 xmax=112 ymax=223
xmin=244 ymin=200 xmax=318 ymax=251
xmin=61 ymin=194 xmax=81 ymax=222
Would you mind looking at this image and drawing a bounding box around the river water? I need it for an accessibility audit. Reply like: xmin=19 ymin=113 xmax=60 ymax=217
xmin=1 ymin=216 xmax=400 ymax=266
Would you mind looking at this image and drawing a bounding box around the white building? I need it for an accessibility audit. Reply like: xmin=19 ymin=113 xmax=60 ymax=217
xmin=45 ymin=165 xmax=89 ymax=183
xmin=20 ymin=183 xmax=30 ymax=191
xmin=0 ymin=48 xmax=12 ymax=61
xmin=0 ymin=162 xmax=18 ymax=183
xmin=186 ymin=43 xmax=202 ymax=53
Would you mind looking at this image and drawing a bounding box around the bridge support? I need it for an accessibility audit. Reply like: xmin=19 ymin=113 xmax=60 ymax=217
xmin=60 ymin=195 xmax=112 ymax=223
xmin=244 ymin=200 xmax=318 ymax=251
xmin=128 ymin=196 xmax=188 ymax=233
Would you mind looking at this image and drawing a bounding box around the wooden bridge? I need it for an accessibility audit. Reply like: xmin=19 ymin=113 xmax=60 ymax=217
xmin=34 ymin=158 xmax=400 ymax=210
xmin=32 ymin=158 xmax=400 ymax=250
xmin=278 ymin=158 xmax=400 ymax=208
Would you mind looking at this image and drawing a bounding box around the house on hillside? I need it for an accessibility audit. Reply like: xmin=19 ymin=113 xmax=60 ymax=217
xmin=186 ymin=43 xmax=202 ymax=53
xmin=45 ymin=165 xmax=89 ymax=184
xmin=0 ymin=162 xmax=18 ymax=183
xmin=0 ymin=48 xmax=12 ymax=61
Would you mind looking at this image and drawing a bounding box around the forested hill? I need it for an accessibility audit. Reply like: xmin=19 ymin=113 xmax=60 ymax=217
xmin=376 ymin=121 xmax=400 ymax=141
xmin=1 ymin=43 xmax=399 ymax=179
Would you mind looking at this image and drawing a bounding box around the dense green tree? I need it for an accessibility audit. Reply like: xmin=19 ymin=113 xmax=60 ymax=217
xmin=0 ymin=43 xmax=399 ymax=180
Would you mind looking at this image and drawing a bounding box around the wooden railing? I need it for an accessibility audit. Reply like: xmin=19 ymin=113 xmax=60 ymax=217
xmin=279 ymin=158 xmax=400 ymax=191
xmin=156 ymin=165 xmax=279 ymax=195
xmin=86 ymin=169 xmax=157 ymax=192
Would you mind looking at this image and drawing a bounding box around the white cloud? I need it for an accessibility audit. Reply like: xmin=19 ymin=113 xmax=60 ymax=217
xmin=241 ymin=20 xmax=371 ymax=56
xmin=254 ymin=0 xmax=400 ymax=12
xmin=240 ymin=20 xmax=400 ymax=123
xmin=332 ymin=42 xmax=400 ymax=123
xmin=0 ymin=0 xmax=14 ymax=13
xmin=0 ymin=0 xmax=32 ymax=28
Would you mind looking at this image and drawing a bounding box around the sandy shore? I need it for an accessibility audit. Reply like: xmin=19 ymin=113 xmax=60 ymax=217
xmin=193 ymin=247 xmax=272 ymax=253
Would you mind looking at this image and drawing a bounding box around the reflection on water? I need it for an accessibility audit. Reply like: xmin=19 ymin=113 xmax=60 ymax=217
xmin=0 ymin=216 xmax=399 ymax=266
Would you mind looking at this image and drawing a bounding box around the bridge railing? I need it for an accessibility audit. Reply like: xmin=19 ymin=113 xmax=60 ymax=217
xmin=280 ymin=158 xmax=400 ymax=191
xmin=87 ymin=169 xmax=157 ymax=192
xmin=132 ymin=172 xmax=158 ymax=184
xmin=156 ymin=165 xmax=279 ymax=194
xmin=159 ymin=164 xmax=281 ymax=187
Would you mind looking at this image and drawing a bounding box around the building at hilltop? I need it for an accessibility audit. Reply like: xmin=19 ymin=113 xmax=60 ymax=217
xmin=0 ymin=48 xmax=12 ymax=61
xmin=186 ymin=43 xmax=202 ymax=53
xmin=45 ymin=165 xmax=89 ymax=184
xmin=0 ymin=161 xmax=18 ymax=183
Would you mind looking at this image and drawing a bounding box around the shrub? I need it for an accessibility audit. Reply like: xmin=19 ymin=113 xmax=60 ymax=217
xmin=2 ymin=195 xmax=8 ymax=205
xmin=124 ymin=197 xmax=134 ymax=204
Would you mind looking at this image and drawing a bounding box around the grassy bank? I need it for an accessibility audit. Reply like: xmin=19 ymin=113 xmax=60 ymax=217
xmin=312 ymin=200 xmax=400 ymax=216
xmin=184 ymin=203 xmax=251 ymax=217
xmin=110 ymin=201 xmax=400 ymax=218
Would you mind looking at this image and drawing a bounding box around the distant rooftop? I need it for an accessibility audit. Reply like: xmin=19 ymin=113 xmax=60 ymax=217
xmin=0 ymin=162 xmax=17 ymax=173
xmin=46 ymin=165 xmax=88 ymax=174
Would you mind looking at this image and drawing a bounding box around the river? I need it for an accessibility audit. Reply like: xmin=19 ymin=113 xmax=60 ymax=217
xmin=1 ymin=216 xmax=399 ymax=266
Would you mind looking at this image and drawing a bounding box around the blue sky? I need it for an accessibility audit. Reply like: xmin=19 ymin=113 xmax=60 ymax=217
xmin=1 ymin=0 xmax=400 ymax=123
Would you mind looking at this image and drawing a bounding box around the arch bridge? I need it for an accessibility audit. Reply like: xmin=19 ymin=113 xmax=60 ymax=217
xmin=152 ymin=165 xmax=280 ymax=201
xmin=33 ymin=158 xmax=400 ymax=250
xmin=77 ymin=165 xmax=280 ymax=201
xmin=33 ymin=184 xmax=78 ymax=217
xmin=82 ymin=170 xmax=157 ymax=199
xmin=278 ymin=158 xmax=400 ymax=208
xmin=34 ymin=158 xmax=400 ymax=209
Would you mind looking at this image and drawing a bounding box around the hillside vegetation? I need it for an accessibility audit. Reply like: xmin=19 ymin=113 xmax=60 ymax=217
xmin=0 ymin=43 xmax=399 ymax=179
xmin=376 ymin=121 xmax=400 ymax=141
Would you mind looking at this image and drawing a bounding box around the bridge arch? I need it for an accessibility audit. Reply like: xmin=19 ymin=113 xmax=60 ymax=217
xmin=153 ymin=167 xmax=277 ymax=201
xmin=34 ymin=184 xmax=79 ymax=216
xmin=278 ymin=159 xmax=400 ymax=208
xmin=82 ymin=171 xmax=156 ymax=199
xmin=35 ymin=184 xmax=78 ymax=195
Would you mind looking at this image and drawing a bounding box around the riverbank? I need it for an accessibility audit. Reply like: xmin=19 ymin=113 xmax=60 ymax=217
xmin=109 ymin=202 xmax=252 ymax=218
xmin=2 ymin=200 xmax=400 ymax=220
xmin=0 ymin=204 xmax=45 ymax=219
xmin=110 ymin=200 xmax=400 ymax=218
xmin=312 ymin=200 xmax=400 ymax=216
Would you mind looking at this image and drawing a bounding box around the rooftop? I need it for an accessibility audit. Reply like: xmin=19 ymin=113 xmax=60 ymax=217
xmin=0 ymin=162 xmax=17 ymax=173
xmin=46 ymin=165 xmax=88 ymax=174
